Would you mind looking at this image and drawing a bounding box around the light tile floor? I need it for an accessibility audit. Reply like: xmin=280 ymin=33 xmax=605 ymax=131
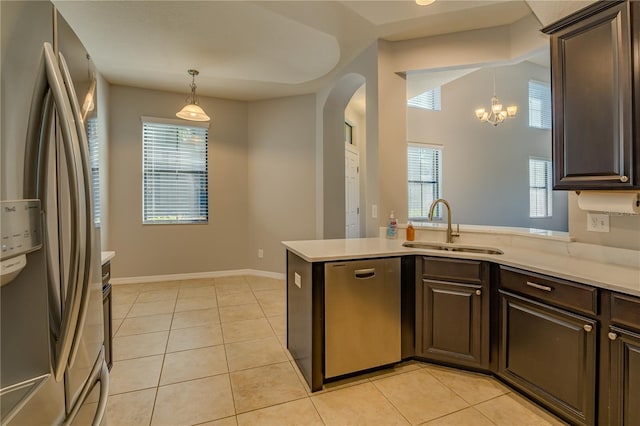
xmin=85 ymin=275 xmax=567 ymax=426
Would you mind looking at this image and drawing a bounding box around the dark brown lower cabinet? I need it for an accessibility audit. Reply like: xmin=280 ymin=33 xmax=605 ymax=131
xmin=608 ymin=326 xmax=640 ymax=425
xmin=420 ymin=280 xmax=484 ymax=366
xmin=102 ymin=261 xmax=113 ymax=370
xmin=417 ymin=257 xmax=489 ymax=370
xmin=499 ymin=291 xmax=597 ymax=426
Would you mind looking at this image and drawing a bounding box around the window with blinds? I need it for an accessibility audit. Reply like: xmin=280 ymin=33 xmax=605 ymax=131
xmin=142 ymin=119 xmax=208 ymax=224
xmin=529 ymin=80 xmax=551 ymax=129
xmin=529 ymin=158 xmax=552 ymax=218
xmin=408 ymin=87 xmax=442 ymax=111
xmin=87 ymin=117 xmax=100 ymax=225
xmin=408 ymin=143 xmax=442 ymax=220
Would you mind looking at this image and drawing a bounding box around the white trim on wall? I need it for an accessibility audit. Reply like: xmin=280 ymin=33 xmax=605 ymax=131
xmin=110 ymin=269 xmax=286 ymax=285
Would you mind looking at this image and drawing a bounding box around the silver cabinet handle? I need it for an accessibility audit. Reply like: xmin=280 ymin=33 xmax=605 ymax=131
xmin=526 ymin=281 xmax=553 ymax=292
xmin=475 ymin=289 xmax=481 ymax=296
xmin=608 ymin=332 xmax=618 ymax=341
xmin=583 ymin=325 xmax=593 ymax=333
xmin=354 ymin=268 xmax=376 ymax=279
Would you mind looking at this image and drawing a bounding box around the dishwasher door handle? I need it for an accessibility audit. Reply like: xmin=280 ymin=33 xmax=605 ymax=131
xmin=354 ymin=268 xmax=376 ymax=279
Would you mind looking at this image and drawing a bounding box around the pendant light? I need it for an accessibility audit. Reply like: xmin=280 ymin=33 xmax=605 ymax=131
xmin=176 ymin=69 xmax=210 ymax=122
xmin=475 ymin=69 xmax=517 ymax=126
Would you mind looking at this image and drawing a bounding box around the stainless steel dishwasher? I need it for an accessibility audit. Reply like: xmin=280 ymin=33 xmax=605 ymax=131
xmin=324 ymin=257 xmax=401 ymax=378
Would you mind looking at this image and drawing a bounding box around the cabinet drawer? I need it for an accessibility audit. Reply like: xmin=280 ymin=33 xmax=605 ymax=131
xmin=499 ymin=266 xmax=597 ymax=316
xmin=101 ymin=262 xmax=111 ymax=287
xmin=422 ymin=257 xmax=483 ymax=284
xmin=611 ymin=292 xmax=640 ymax=332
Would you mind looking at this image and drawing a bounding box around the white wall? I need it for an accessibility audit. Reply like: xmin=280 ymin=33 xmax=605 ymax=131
xmin=316 ymin=42 xmax=380 ymax=239
xmin=407 ymin=63 xmax=568 ymax=231
xmin=376 ymin=20 xmax=548 ymax=227
xmin=108 ymin=85 xmax=249 ymax=278
xmin=568 ymin=193 xmax=640 ymax=251
xmin=247 ymin=95 xmax=317 ymax=273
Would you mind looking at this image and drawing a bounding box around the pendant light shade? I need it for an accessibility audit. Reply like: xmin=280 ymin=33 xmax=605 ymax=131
xmin=176 ymin=69 xmax=210 ymax=122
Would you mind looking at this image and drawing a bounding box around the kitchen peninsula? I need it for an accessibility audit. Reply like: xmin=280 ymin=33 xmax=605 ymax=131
xmin=283 ymin=228 xmax=640 ymax=426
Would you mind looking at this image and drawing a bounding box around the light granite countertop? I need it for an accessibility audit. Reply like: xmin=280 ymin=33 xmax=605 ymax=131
xmin=282 ymin=237 xmax=640 ymax=297
xmin=101 ymin=251 xmax=115 ymax=265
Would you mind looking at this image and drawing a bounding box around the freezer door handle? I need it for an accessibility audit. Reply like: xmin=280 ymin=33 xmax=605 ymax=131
xmin=58 ymin=51 xmax=94 ymax=368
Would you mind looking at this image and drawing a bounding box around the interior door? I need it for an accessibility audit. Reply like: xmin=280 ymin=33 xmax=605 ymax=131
xmin=345 ymin=144 xmax=360 ymax=238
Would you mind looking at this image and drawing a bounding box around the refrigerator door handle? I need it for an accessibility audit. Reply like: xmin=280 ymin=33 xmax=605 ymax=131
xmin=58 ymin=52 xmax=94 ymax=368
xmin=61 ymin=350 xmax=109 ymax=426
xmin=23 ymin=83 xmax=64 ymax=330
xmin=23 ymin=53 xmax=63 ymax=335
xmin=91 ymin=359 xmax=110 ymax=426
xmin=40 ymin=42 xmax=86 ymax=381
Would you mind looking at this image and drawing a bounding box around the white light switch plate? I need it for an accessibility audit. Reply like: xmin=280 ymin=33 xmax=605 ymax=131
xmin=294 ymin=272 xmax=302 ymax=288
xmin=587 ymin=213 xmax=610 ymax=232
xmin=372 ymin=204 xmax=378 ymax=218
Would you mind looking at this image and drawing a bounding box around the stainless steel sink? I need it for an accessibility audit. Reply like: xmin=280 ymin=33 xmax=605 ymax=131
xmin=402 ymin=241 xmax=504 ymax=255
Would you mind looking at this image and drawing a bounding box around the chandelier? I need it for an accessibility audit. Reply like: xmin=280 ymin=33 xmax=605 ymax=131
xmin=475 ymin=70 xmax=517 ymax=126
xmin=176 ymin=69 xmax=211 ymax=122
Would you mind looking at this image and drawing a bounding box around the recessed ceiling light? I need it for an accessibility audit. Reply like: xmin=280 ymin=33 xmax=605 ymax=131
xmin=416 ymin=0 xmax=436 ymax=6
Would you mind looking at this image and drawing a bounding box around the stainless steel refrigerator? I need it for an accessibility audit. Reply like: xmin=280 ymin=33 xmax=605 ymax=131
xmin=1 ymin=2 xmax=109 ymax=424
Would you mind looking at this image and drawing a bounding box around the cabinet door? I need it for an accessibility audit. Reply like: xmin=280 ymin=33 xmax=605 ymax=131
xmin=608 ymin=326 xmax=640 ymax=426
xmin=499 ymin=291 xmax=597 ymax=426
xmin=548 ymin=1 xmax=635 ymax=189
xmin=420 ymin=279 xmax=485 ymax=368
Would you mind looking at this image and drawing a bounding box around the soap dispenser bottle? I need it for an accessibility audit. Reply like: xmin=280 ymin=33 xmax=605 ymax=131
xmin=386 ymin=211 xmax=398 ymax=239
xmin=406 ymin=221 xmax=415 ymax=241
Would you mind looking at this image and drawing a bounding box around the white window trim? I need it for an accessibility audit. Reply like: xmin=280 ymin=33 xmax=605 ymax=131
xmin=528 ymin=80 xmax=552 ymax=130
xmin=142 ymin=118 xmax=209 ymax=225
xmin=407 ymin=87 xmax=442 ymax=111
xmin=141 ymin=115 xmax=210 ymax=129
xmin=529 ymin=156 xmax=553 ymax=218
xmin=407 ymin=142 xmax=443 ymax=221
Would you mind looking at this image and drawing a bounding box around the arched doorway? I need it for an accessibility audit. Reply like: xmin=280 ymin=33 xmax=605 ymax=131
xmin=322 ymin=73 xmax=366 ymax=239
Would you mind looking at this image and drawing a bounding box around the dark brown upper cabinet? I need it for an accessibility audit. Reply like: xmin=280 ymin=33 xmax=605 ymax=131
xmin=542 ymin=0 xmax=639 ymax=190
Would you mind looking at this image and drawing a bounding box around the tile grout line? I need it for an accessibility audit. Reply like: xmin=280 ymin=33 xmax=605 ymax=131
xmin=367 ymin=377 xmax=421 ymax=426
xmin=147 ymin=292 xmax=178 ymax=426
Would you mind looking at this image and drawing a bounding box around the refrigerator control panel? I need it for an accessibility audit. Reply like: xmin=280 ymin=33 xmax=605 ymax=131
xmin=1 ymin=200 xmax=42 ymax=261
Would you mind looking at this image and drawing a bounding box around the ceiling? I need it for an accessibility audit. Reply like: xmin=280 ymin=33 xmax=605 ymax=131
xmin=53 ymin=0 xmax=536 ymax=101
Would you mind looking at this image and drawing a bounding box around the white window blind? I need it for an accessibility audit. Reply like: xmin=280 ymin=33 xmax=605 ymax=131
xmin=87 ymin=117 xmax=100 ymax=225
xmin=142 ymin=120 xmax=208 ymax=224
xmin=529 ymin=158 xmax=553 ymax=218
xmin=408 ymin=143 xmax=442 ymax=220
xmin=528 ymin=80 xmax=551 ymax=129
xmin=408 ymin=87 xmax=442 ymax=111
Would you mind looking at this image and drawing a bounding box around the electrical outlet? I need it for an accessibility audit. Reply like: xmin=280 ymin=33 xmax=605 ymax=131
xmin=587 ymin=213 xmax=610 ymax=232
xmin=294 ymin=272 xmax=302 ymax=288
xmin=258 ymin=249 xmax=264 ymax=258
xmin=372 ymin=204 xmax=378 ymax=218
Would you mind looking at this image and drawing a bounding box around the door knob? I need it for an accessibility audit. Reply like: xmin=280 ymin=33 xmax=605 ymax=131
xmin=475 ymin=289 xmax=481 ymax=296
xmin=608 ymin=332 xmax=618 ymax=341
xmin=583 ymin=324 xmax=593 ymax=333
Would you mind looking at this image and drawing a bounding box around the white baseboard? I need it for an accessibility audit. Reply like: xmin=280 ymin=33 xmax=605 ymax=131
xmin=110 ymin=269 xmax=285 ymax=285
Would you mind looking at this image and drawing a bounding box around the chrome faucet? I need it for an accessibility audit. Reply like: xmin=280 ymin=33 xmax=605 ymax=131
xmin=428 ymin=198 xmax=460 ymax=243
